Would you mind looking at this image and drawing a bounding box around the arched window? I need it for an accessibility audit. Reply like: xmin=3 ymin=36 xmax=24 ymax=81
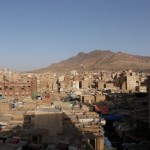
xmin=9 ymin=87 xmax=12 ymax=90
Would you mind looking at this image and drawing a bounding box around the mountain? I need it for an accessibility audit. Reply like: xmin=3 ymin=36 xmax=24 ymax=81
xmin=35 ymin=50 xmax=150 ymax=72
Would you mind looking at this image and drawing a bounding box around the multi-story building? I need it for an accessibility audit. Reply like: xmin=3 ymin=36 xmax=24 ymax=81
xmin=0 ymin=76 xmax=37 ymax=98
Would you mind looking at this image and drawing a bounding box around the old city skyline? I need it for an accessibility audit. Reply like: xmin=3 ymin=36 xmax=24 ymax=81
xmin=0 ymin=1 xmax=150 ymax=150
xmin=0 ymin=0 xmax=150 ymax=71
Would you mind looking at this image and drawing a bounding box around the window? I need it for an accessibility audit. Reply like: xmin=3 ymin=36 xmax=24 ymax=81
xmin=5 ymin=86 xmax=9 ymax=90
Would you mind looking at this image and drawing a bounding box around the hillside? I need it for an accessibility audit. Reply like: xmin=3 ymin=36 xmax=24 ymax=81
xmin=34 ymin=50 xmax=150 ymax=72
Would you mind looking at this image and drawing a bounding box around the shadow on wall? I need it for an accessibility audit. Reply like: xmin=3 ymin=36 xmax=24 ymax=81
xmin=0 ymin=111 xmax=100 ymax=150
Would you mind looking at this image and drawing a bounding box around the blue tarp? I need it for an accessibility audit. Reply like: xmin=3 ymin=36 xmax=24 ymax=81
xmin=104 ymin=136 xmax=112 ymax=147
xmin=103 ymin=114 xmax=121 ymax=122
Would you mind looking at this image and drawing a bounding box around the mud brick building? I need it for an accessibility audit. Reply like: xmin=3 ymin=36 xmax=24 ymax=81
xmin=118 ymin=70 xmax=139 ymax=92
xmin=80 ymin=79 xmax=89 ymax=89
xmin=0 ymin=76 xmax=37 ymax=98
xmin=97 ymin=81 xmax=105 ymax=90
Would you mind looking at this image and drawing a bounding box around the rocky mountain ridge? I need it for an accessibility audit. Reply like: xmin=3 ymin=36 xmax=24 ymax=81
xmin=34 ymin=50 xmax=150 ymax=72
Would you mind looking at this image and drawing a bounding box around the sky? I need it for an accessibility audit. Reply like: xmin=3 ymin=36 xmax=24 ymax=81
xmin=0 ymin=0 xmax=150 ymax=71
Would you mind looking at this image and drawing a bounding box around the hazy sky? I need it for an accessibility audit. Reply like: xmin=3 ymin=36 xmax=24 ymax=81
xmin=0 ymin=0 xmax=150 ymax=71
